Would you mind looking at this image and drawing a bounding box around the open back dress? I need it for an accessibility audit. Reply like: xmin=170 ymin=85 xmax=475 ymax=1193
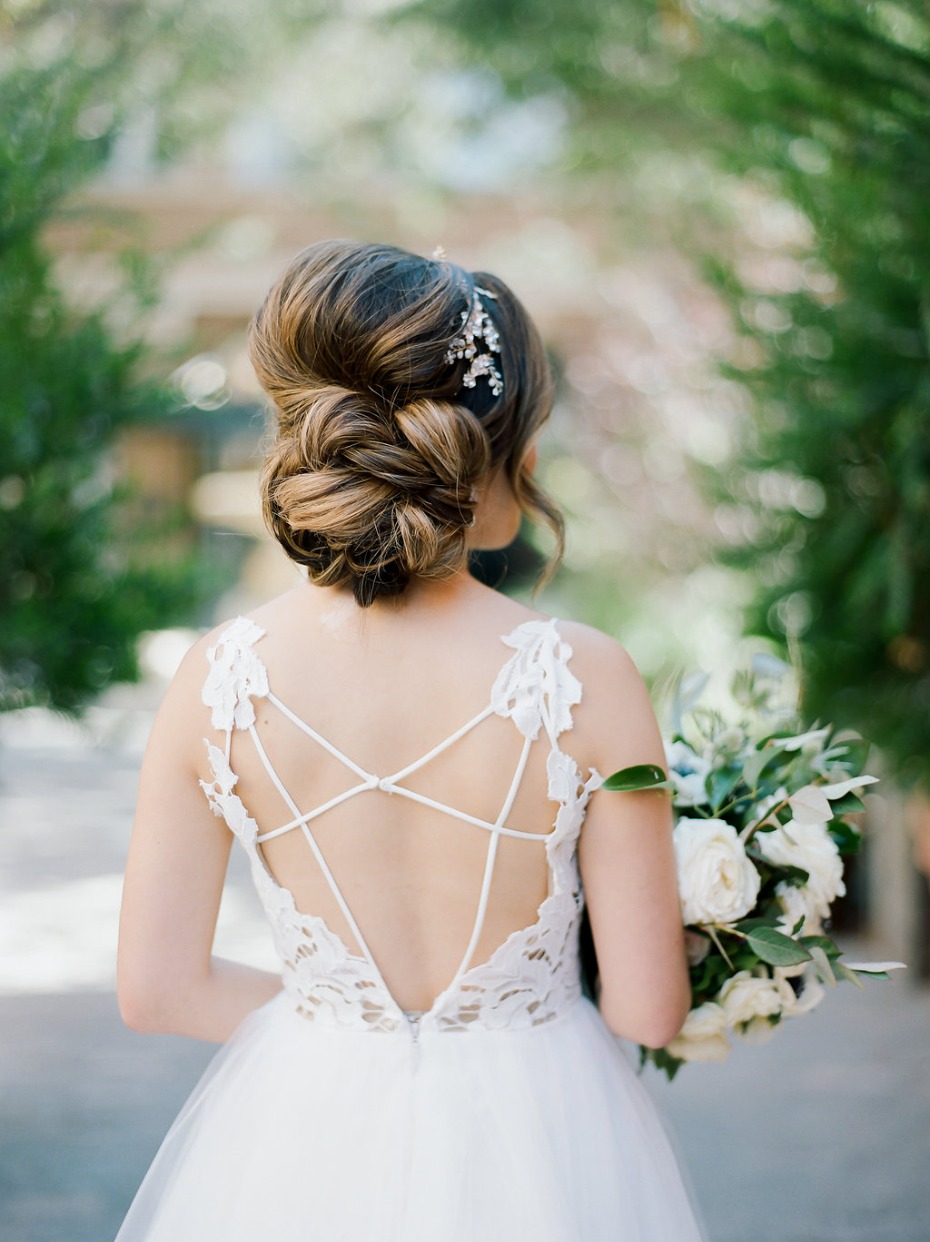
xmin=116 ymin=615 xmax=703 ymax=1241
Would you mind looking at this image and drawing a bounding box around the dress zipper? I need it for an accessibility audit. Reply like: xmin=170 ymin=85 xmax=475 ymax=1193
xmin=405 ymin=1011 xmax=422 ymax=1069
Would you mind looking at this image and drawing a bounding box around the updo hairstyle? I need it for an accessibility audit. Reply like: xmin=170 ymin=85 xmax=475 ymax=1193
xmin=249 ymin=239 xmax=563 ymax=606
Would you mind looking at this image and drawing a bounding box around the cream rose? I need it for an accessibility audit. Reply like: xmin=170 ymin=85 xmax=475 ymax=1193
xmin=774 ymin=879 xmax=822 ymax=937
xmin=674 ymin=818 xmax=761 ymax=925
xmin=774 ymin=967 xmax=826 ymax=1018
xmin=757 ymin=819 xmax=845 ymax=921
xmin=665 ymin=1002 xmax=730 ymax=1063
xmin=718 ymin=971 xmax=783 ymax=1040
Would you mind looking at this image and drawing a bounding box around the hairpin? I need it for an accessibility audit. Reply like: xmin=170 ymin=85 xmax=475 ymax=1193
xmin=444 ymin=285 xmax=504 ymax=398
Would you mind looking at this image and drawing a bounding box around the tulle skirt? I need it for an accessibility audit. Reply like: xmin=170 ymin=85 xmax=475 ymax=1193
xmin=116 ymin=993 xmax=704 ymax=1241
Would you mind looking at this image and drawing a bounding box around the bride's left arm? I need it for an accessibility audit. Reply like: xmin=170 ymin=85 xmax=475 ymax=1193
xmin=117 ymin=634 xmax=282 ymax=1043
xmin=562 ymin=622 xmax=690 ymax=1048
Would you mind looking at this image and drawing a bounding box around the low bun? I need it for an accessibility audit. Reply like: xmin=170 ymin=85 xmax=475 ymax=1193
xmin=260 ymin=383 xmax=491 ymax=606
xmin=250 ymin=240 xmax=562 ymax=605
xmin=393 ymin=399 xmax=489 ymax=485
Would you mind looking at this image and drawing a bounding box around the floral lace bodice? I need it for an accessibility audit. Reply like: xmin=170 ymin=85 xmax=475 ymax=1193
xmin=200 ymin=616 xmax=601 ymax=1035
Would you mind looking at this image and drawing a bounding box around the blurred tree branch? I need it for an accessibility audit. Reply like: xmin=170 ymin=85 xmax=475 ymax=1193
xmin=409 ymin=0 xmax=930 ymax=784
xmin=0 ymin=1 xmax=329 ymax=713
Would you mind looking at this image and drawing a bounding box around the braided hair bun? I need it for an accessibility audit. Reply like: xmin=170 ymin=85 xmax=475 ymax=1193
xmin=250 ymin=240 xmax=562 ymax=606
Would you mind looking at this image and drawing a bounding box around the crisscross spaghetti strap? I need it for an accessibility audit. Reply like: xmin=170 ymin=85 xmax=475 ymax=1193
xmin=251 ymin=694 xmax=549 ymax=844
xmin=198 ymin=613 xmax=591 ymax=1027
xmin=255 ymin=791 xmax=554 ymax=845
xmin=264 ymin=692 xmax=385 ymax=782
xmin=244 ymin=684 xmax=538 ymax=991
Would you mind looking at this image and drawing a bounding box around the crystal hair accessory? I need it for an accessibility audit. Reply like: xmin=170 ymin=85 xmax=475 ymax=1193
xmin=444 ymin=286 xmax=504 ymax=398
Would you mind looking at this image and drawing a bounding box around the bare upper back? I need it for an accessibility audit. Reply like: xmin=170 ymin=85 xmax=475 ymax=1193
xmin=201 ymin=578 xmax=592 ymax=1011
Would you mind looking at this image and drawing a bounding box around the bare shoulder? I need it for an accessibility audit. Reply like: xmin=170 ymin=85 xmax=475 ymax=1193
xmin=556 ymin=619 xmax=647 ymax=695
xmin=146 ymin=619 xmax=239 ymax=751
xmin=169 ymin=618 xmax=238 ymax=691
xmin=459 ymin=580 xmax=551 ymax=635
xmin=555 ymin=619 xmax=664 ymax=774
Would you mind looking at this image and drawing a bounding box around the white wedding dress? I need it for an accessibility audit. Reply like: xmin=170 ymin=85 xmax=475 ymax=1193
xmin=116 ymin=616 xmax=704 ymax=1241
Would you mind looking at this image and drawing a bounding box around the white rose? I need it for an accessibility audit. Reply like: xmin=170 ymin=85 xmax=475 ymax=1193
xmin=674 ymin=818 xmax=762 ymax=925
xmin=775 ymin=967 xmax=825 ymax=1018
xmin=665 ymin=740 xmax=711 ymax=807
xmin=718 ymin=970 xmax=783 ymax=1041
xmin=757 ymin=819 xmax=845 ymax=920
xmin=774 ymin=880 xmax=822 ymax=938
xmin=665 ymin=1001 xmax=730 ymax=1063
xmin=737 ymin=1015 xmax=778 ymax=1044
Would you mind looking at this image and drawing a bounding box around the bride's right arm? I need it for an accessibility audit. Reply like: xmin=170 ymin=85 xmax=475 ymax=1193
xmin=568 ymin=626 xmax=690 ymax=1048
xmin=117 ymin=636 xmax=282 ymax=1043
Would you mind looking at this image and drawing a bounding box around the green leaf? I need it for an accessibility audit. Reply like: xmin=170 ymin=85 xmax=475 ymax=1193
xmin=762 ymin=862 xmax=810 ymax=887
xmin=734 ymin=917 xmax=781 ymax=933
xmin=833 ymin=738 xmax=871 ymax=775
xmin=707 ymin=764 xmax=742 ymax=811
xmin=822 ymin=776 xmax=878 ymax=800
xmin=742 ymin=747 xmax=779 ymax=789
xmin=689 ymin=953 xmax=732 ymax=996
xmin=746 ymin=820 xmax=780 ymax=836
xmin=808 ymin=945 xmax=838 ymax=987
xmin=743 ymin=927 xmax=813 ymax=967
xmin=813 ymin=745 xmax=850 ymax=769
xmin=799 ymin=934 xmax=841 ymax=959
xmin=828 ymin=821 xmax=863 ymax=854
xmin=758 ymin=729 xmax=802 ymax=744
xmin=827 ymin=793 xmax=866 ymax=815
xmin=788 ymin=784 xmax=833 ymax=824
xmin=602 ymin=764 xmax=670 ymax=792
xmin=644 ymin=1046 xmax=684 ymax=1082
xmin=830 ymin=959 xmax=865 ymax=988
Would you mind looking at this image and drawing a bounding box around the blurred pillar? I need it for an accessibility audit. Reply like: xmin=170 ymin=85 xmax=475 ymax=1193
xmin=867 ymin=784 xmax=928 ymax=978
xmin=906 ymin=791 xmax=930 ymax=977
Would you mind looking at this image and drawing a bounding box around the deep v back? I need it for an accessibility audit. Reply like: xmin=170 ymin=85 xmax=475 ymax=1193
xmin=200 ymin=615 xmax=602 ymax=1035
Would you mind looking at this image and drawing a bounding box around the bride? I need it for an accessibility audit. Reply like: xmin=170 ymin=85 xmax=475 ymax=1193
xmin=116 ymin=240 xmax=704 ymax=1240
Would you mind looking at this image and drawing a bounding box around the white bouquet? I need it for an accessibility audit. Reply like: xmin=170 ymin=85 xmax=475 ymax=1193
xmin=601 ymin=657 xmax=903 ymax=1080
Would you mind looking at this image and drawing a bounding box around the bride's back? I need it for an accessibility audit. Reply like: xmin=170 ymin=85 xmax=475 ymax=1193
xmin=225 ymin=585 xmax=569 ymax=1013
xmin=202 ymin=240 xmax=571 ymax=1013
xmin=120 ymin=239 xmax=688 ymax=1057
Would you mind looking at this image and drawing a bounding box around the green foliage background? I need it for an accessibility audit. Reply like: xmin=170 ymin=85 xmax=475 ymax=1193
xmin=412 ymin=0 xmax=930 ymax=785
xmin=0 ymin=5 xmax=239 ymax=714
xmin=4 ymin=0 xmax=929 ymax=785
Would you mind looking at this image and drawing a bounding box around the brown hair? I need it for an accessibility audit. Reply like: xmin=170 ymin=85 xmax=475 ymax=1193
xmin=249 ymin=239 xmax=563 ymax=606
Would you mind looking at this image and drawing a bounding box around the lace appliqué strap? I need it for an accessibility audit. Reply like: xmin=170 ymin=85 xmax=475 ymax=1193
xmin=200 ymin=742 xmax=258 ymax=845
xmin=202 ymin=616 xmax=269 ymax=732
xmin=491 ymin=618 xmax=582 ymax=742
